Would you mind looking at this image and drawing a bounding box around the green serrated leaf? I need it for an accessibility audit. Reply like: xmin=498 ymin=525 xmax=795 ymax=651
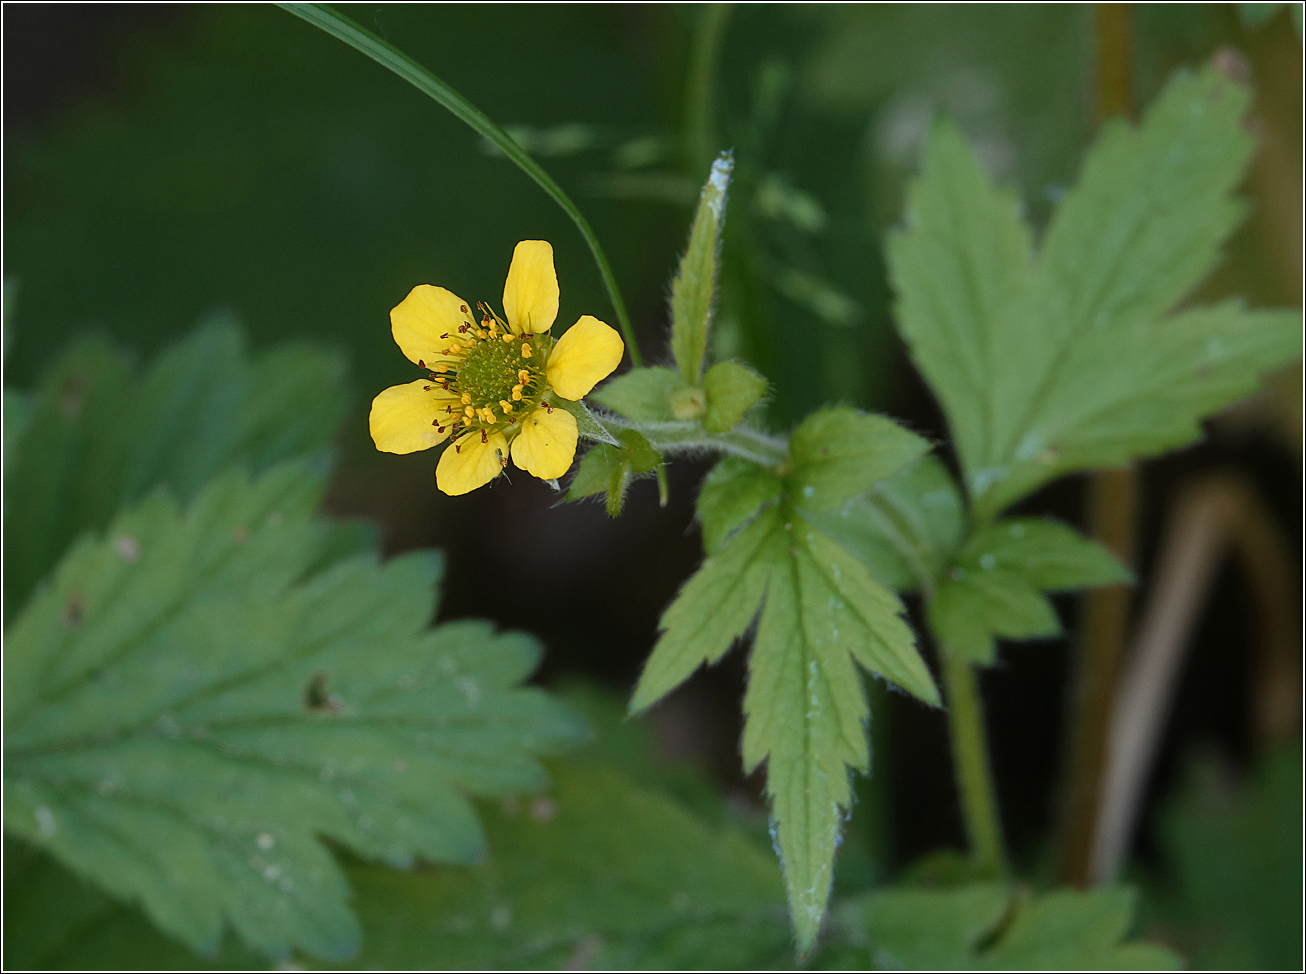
xmin=838 ymin=883 xmax=1179 ymax=970
xmin=633 ymin=501 xmax=936 ymax=951
xmin=629 ymin=508 xmax=781 ymax=712
xmin=968 ymin=518 xmax=1133 ymax=589
xmin=836 ymin=882 xmax=1010 ymax=969
xmin=888 ymin=68 xmax=1302 ymax=522
xmin=702 ymin=360 xmax=768 ymax=433
xmin=2 ymin=318 xmax=347 ymax=621
xmin=788 ymin=407 xmax=930 ymax=513
xmin=3 ymin=462 xmax=583 ymax=961
xmin=929 ymin=572 xmax=1061 ymax=665
xmin=5 ymin=761 xmax=791 ymax=971
xmin=696 ymin=456 xmax=783 ymax=555
xmin=928 ymin=518 xmax=1128 ymax=665
xmin=806 ymin=455 xmax=965 ymax=592
xmin=670 ymin=152 xmax=733 ymax=384
xmin=590 ymin=365 xmax=686 ymax=422
xmin=986 ymin=888 xmax=1178 ymax=970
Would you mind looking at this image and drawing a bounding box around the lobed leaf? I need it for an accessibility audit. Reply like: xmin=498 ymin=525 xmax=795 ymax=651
xmin=670 ymin=151 xmax=733 ymax=384
xmin=928 ymin=517 xmax=1130 ymax=665
xmin=787 ymin=407 xmax=930 ymax=514
xmin=837 ymin=882 xmax=1180 ymax=970
xmin=632 ymin=493 xmax=937 ymax=951
xmin=5 ymin=760 xmax=792 ymax=971
xmin=2 ymin=316 xmax=347 ymax=621
xmin=3 ymin=462 xmax=583 ymax=960
xmin=807 ymin=455 xmax=966 ymax=592
xmin=888 ymin=68 xmax=1302 ymax=522
xmin=695 ymin=456 xmax=783 ymax=555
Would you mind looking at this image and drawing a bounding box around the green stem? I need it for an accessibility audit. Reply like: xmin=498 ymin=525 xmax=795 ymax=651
xmin=594 ymin=413 xmax=789 ymax=468
xmin=684 ymin=3 xmax=733 ymax=173
xmin=277 ymin=2 xmax=643 ymax=367
xmin=940 ymin=646 xmax=1008 ymax=878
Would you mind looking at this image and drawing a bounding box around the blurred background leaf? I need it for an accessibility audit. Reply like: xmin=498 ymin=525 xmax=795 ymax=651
xmin=1139 ymin=745 xmax=1303 ymax=970
xmin=5 ymin=683 xmax=794 ymax=971
xmin=2 ymin=315 xmax=346 ymax=621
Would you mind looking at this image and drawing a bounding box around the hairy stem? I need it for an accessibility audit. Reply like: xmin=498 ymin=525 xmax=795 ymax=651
xmin=940 ymin=645 xmax=1008 ymax=879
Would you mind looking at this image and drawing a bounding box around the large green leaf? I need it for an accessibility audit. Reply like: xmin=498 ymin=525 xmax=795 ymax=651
xmin=6 ymin=760 xmax=790 ymax=969
xmin=670 ymin=152 xmax=734 ymax=384
xmin=3 ymin=462 xmax=583 ymax=961
xmin=837 ymin=882 xmax=1179 ymax=970
xmin=632 ymin=494 xmax=937 ymax=953
xmin=888 ymin=68 xmax=1302 ymax=522
xmin=633 ymin=416 xmax=937 ymax=951
xmin=928 ymin=518 xmax=1131 ymax=665
xmin=2 ymin=316 xmax=346 ymax=620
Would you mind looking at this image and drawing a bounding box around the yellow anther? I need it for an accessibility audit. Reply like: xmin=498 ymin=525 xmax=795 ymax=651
xmin=502 ymin=333 xmax=514 ymax=343
xmin=464 ymin=406 xmax=475 ymax=418
xmin=521 ymin=343 xmax=532 ymax=359
xmin=461 ymin=392 xmax=472 ymax=405
xmin=488 ymin=321 xmax=499 ymax=338
xmin=480 ymin=407 xmax=497 ymax=424
xmin=512 ymin=385 xmax=523 ymax=401
xmin=500 ymin=400 xmax=514 ymax=413
xmin=518 ymin=369 xmax=530 ymax=384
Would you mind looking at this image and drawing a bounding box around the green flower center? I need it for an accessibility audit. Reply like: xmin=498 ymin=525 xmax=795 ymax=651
xmin=454 ymin=331 xmax=549 ymax=427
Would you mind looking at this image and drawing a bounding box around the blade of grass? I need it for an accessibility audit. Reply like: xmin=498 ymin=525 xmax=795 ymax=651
xmin=278 ymin=2 xmax=642 ymax=366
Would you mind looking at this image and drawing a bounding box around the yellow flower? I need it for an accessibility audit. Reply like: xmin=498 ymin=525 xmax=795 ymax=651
xmin=369 ymin=240 xmax=625 ymax=495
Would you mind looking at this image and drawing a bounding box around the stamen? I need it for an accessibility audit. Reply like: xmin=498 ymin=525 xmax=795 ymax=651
xmin=462 ymin=393 xmax=472 ymax=405
xmin=502 ymin=333 xmax=514 ymax=343
xmin=481 ymin=430 xmax=488 ymax=444
xmin=424 ymin=385 xmax=431 ymax=391
xmin=459 ymin=304 xmax=468 ymax=313
xmin=518 ymin=369 xmax=530 ymax=384
xmin=418 ymin=359 xmax=426 ymax=369
xmin=500 ymin=400 xmax=514 ymax=413
xmin=521 ymin=343 xmax=532 ymax=359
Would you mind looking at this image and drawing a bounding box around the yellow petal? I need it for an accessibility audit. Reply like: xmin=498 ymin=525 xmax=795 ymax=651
xmin=436 ymin=429 xmax=509 ymax=495
xmin=502 ymin=240 xmax=558 ymax=335
xmin=369 ymin=380 xmax=459 ymax=454
xmin=390 ymin=285 xmax=475 ymax=368
xmin=546 ymin=316 xmax=625 ymax=400
xmin=510 ymin=406 xmax=578 ymax=480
